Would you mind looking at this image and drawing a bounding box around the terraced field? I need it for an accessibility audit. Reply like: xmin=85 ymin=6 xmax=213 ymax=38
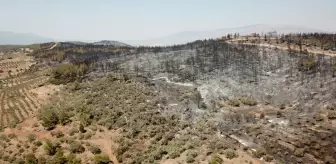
xmin=0 ymin=70 xmax=49 ymax=129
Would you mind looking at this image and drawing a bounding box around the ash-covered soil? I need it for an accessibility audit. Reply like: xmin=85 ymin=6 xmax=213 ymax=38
xmin=113 ymin=42 xmax=336 ymax=163
xmin=41 ymin=40 xmax=336 ymax=163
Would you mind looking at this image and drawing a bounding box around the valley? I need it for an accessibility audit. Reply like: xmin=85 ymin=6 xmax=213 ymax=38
xmin=0 ymin=34 xmax=335 ymax=164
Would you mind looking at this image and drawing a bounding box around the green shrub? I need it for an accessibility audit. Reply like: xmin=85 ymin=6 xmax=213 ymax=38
xmin=69 ymin=142 xmax=85 ymax=154
xmin=77 ymin=134 xmax=84 ymax=140
xmin=51 ymin=131 xmax=64 ymax=138
xmin=69 ymin=128 xmax=79 ymax=136
xmin=66 ymin=153 xmax=82 ymax=164
xmin=253 ymin=147 xmax=266 ymax=158
xmin=324 ymin=156 xmax=335 ymax=164
xmin=215 ymin=141 xmax=229 ymax=150
xmin=224 ymin=149 xmax=238 ymax=159
xmin=314 ymin=114 xmax=324 ymax=121
xmin=89 ymin=145 xmax=102 ymax=154
xmin=27 ymin=134 xmax=36 ymax=142
xmin=59 ymin=137 xmax=66 ymax=143
xmin=44 ymin=139 xmax=60 ymax=156
xmin=39 ymin=108 xmax=59 ymax=130
xmin=186 ymin=155 xmax=195 ymax=163
xmin=276 ymin=111 xmax=282 ymax=118
xmin=326 ymin=104 xmax=335 ymax=110
xmin=65 ymin=137 xmax=75 ymax=144
xmin=264 ymin=155 xmax=273 ymax=162
xmin=150 ymin=148 xmax=167 ymax=160
xmin=37 ymin=156 xmax=47 ymax=164
xmin=31 ymin=145 xmax=38 ymax=152
xmin=227 ymin=99 xmax=240 ymax=107
xmin=299 ymin=56 xmax=316 ymax=71
xmin=24 ymin=153 xmax=38 ymax=164
xmin=92 ymin=154 xmax=111 ymax=164
xmin=33 ymin=140 xmax=43 ymax=147
xmin=24 ymin=143 xmax=30 ymax=149
xmin=294 ymin=148 xmax=304 ymax=157
xmin=209 ymin=154 xmax=223 ymax=164
xmin=9 ymin=156 xmax=17 ymax=163
xmin=90 ymin=126 xmax=98 ymax=131
xmin=79 ymin=123 xmax=86 ymax=133
xmin=279 ymin=104 xmax=286 ymax=110
xmin=18 ymin=148 xmax=25 ymax=154
xmin=240 ymin=97 xmax=257 ymax=106
xmin=8 ymin=133 xmax=17 ymax=139
xmin=185 ymin=150 xmax=198 ymax=163
xmin=327 ymin=111 xmax=336 ymax=119
xmin=169 ymin=149 xmax=181 ymax=159
xmin=0 ymin=134 xmax=10 ymax=142
xmin=58 ymin=109 xmax=71 ymax=125
xmin=13 ymin=158 xmax=25 ymax=164
xmin=3 ymin=155 xmax=10 ymax=161
xmin=84 ymin=132 xmax=93 ymax=139
xmin=295 ymin=158 xmax=303 ymax=163
xmin=50 ymin=63 xmax=88 ymax=84
xmin=51 ymin=149 xmax=68 ymax=164
xmin=187 ymin=150 xmax=198 ymax=158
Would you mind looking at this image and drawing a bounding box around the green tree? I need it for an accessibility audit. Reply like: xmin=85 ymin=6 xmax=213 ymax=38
xmin=24 ymin=153 xmax=38 ymax=164
xmin=69 ymin=142 xmax=85 ymax=154
xmin=66 ymin=153 xmax=81 ymax=164
xmin=39 ymin=108 xmax=59 ymax=130
xmin=93 ymin=154 xmax=111 ymax=164
xmin=44 ymin=139 xmax=59 ymax=156
xmin=50 ymin=63 xmax=88 ymax=84
xmin=58 ymin=109 xmax=70 ymax=125
xmin=79 ymin=123 xmax=86 ymax=133
xmin=51 ymin=148 xmax=67 ymax=164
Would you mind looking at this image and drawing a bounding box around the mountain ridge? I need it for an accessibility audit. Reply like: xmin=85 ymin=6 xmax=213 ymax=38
xmin=124 ymin=24 xmax=329 ymax=46
xmin=0 ymin=31 xmax=54 ymax=45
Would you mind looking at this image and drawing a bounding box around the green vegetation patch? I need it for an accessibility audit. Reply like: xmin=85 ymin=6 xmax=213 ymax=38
xmin=239 ymin=97 xmax=257 ymax=106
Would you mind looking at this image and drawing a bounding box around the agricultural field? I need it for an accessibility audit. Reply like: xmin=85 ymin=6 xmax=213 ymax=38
xmin=0 ymin=52 xmax=36 ymax=78
xmin=0 ymin=49 xmax=54 ymax=130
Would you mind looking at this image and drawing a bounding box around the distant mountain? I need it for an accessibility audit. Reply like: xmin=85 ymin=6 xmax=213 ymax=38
xmin=125 ymin=24 xmax=327 ymax=46
xmin=92 ymin=40 xmax=131 ymax=47
xmin=0 ymin=31 xmax=54 ymax=45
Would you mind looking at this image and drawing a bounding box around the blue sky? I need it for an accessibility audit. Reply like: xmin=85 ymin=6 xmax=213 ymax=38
xmin=0 ymin=0 xmax=335 ymax=41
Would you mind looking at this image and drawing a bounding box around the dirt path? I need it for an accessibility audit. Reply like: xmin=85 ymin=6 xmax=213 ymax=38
xmin=228 ymin=41 xmax=336 ymax=57
xmin=152 ymin=77 xmax=194 ymax=87
xmin=4 ymin=116 xmax=53 ymax=140
xmin=49 ymin=42 xmax=58 ymax=50
xmin=89 ymin=129 xmax=120 ymax=164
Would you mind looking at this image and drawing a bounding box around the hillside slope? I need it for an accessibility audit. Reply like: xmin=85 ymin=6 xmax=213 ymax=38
xmin=1 ymin=37 xmax=336 ymax=164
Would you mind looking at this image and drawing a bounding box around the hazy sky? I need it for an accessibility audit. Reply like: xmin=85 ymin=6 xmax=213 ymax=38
xmin=0 ymin=0 xmax=335 ymax=41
